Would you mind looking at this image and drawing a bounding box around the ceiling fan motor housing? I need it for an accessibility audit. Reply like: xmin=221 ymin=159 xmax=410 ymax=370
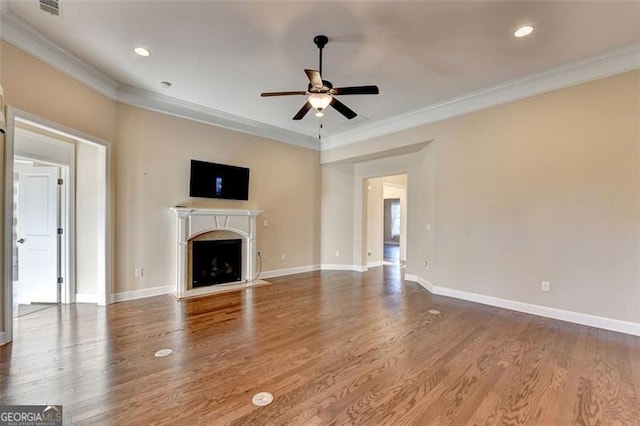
xmin=308 ymin=80 xmax=333 ymax=93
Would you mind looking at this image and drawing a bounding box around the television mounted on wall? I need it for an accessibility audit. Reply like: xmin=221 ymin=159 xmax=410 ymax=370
xmin=189 ymin=160 xmax=250 ymax=201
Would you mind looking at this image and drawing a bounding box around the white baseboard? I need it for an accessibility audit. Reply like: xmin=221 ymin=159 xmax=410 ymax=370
xmin=110 ymin=285 xmax=173 ymax=303
xmin=367 ymin=260 xmax=384 ymax=268
xmin=321 ymin=264 xmax=368 ymax=272
xmin=405 ymin=274 xmax=433 ymax=291
xmin=404 ymin=274 xmax=640 ymax=337
xmin=259 ymin=264 xmax=320 ymax=279
xmin=75 ymin=293 xmax=98 ymax=304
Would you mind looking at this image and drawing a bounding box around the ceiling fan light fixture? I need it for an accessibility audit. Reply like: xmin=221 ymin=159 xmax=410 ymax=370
xmin=307 ymin=93 xmax=332 ymax=112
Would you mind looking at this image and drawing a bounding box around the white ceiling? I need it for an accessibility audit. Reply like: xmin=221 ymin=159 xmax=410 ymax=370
xmin=2 ymin=1 xmax=640 ymax=148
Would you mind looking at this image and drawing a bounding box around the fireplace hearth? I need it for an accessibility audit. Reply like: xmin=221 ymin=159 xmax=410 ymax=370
xmin=192 ymin=239 xmax=242 ymax=287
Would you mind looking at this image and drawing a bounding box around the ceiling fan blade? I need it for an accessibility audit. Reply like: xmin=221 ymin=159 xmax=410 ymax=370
xmin=293 ymin=102 xmax=312 ymax=120
xmin=330 ymin=98 xmax=357 ymax=120
xmin=261 ymin=91 xmax=307 ymax=97
xmin=333 ymin=85 xmax=379 ymax=95
xmin=304 ymin=69 xmax=323 ymax=88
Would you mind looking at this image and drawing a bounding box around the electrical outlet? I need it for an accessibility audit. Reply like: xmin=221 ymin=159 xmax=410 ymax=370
xmin=263 ymin=219 xmax=268 ymax=227
xmin=134 ymin=267 xmax=143 ymax=278
xmin=335 ymin=250 xmax=340 ymax=257
xmin=257 ymin=250 xmax=262 ymax=256
xmin=368 ymin=250 xmax=372 ymax=256
xmin=281 ymin=253 xmax=286 ymax=261
xmin=541 ymin=281 xmax=550 ymax=292
xmin=423 ymin=260 xmax=429 ymax=268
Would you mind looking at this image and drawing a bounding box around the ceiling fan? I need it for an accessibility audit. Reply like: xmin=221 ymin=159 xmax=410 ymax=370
xmin=261 ymin=35 xmax=379 ymax=120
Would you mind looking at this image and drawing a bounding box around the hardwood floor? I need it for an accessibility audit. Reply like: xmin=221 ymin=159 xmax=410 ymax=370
xmin=1 ymin=266 xmax=639 ymax=425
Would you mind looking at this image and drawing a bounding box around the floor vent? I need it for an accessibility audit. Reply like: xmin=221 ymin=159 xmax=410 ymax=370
xmin=252 ymin=392 xmax=274 ymax=407
xmin=39 ymin=0 xmax=60 ymax=16
xmin=154 ymin=348 xmax=173 ymax=358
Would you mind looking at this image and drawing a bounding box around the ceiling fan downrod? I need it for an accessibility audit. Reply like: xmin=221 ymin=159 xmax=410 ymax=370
xmin=314 ymin=35 xmax=328 ymax=76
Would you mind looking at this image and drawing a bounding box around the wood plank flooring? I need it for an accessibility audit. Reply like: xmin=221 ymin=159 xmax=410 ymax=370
xmin=1 ymin=266 xmax=639 ymax=425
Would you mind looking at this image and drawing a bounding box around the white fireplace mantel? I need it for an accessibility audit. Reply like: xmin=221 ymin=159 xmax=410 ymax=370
xmin=171 ymin=207 xmax=262 ymax=298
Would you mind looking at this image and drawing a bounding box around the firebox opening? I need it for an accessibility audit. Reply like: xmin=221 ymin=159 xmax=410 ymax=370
xmin=192 ymin=239 xmax=242 ymax=287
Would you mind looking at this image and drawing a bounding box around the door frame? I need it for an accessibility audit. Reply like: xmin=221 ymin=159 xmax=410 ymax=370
xmin=2 ymin=107 xmax=113 ymax=344
xmin=15 ymin=154 xmax=73 ymax=305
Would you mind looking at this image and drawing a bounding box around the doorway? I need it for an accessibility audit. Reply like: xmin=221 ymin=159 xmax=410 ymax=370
xmin=365 ymin=174 xmax=408 ymax=268
xmin=2 ymin=107 xmax=112 ymax=345
xmin=383 ymin=198 xmax=401 ymax=264
xmin=13 ymin=160 xmax=67 ymax=317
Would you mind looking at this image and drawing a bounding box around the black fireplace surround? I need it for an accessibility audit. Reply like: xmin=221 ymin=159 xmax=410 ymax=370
xmin=191 ymin=239 xmax=242 ymax=287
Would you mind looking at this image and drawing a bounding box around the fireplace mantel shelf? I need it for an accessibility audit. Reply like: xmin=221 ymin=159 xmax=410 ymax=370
xmin=172 ymin=207 xmax=262 ymax=217
xmin=171 ymin=207 xmax=262 ymax=298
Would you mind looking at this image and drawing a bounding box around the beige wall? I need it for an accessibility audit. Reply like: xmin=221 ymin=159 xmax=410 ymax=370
xmin=1 ymin=40 xmax=117 ymax=332
xmin=114 ymin=104 xmax=321 ymax=292
xmin=0 ymin=42 xmax=117 ymax=142
xmin=1 ymin=38 xmax=638 ymax=333
xmin=1 ymin=42 xmax=321 ymax=337
xmin=320 ymin=163 xmax=355 ymax=265
xmin=322 ymin=70 xmax=640 ymax=323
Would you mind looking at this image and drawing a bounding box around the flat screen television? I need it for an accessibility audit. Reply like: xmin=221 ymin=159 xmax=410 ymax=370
xmin=189 ymin=160 xmax=250 ymax=200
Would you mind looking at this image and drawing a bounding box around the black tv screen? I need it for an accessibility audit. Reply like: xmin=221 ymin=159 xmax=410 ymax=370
xmin=189 ymin=160 xmax=250 ymax=200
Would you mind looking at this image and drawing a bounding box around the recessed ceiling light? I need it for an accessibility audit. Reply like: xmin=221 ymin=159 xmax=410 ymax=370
xmin=514 ymin=25 xmax=534 ymax=38
xmin=160 ymin=81 xmax=172 ymax=89
xmin=134 ymin=47 xmax=151 ymax=57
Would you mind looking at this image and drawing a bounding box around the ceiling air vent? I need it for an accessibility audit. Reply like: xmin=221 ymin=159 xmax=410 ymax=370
xmin=39 ymin=0 xmax=59 ymax=16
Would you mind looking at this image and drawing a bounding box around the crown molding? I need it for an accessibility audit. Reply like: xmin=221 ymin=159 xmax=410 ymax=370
xmin=0 ymin=11 xmax=120 ymax=99
xmin=0 ymin=11 xmax=319 ymax=150
xmin=117 ymin=85 xmax=319 ymax=150
xmin=2 ymin=10 xmax=638 ymax=153
xmin=321 ymin=43 xmax=640 ymax=150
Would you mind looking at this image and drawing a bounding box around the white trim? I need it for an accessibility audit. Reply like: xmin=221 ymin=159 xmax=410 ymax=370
xmin=2 ymin=107 xmax=113 ymax=347
xmin=404 ymin=274 xmax=640 ymax=337
xmin=259 ymin=264 xmax=320 ymax=279
xmin=171 ymin=207 xmax=262 ymax=298
xmin=2 ymin=11 xmax=638 ymax=152
xmin=405 ymin=274 xmax=433 ymax=292
xmin=117 ymin=85 xmax=319 ymax=151
xmin=75 ymin=293 xmax=98 ymax=304
xmin=367 ymin=260 xmax=384 ymax=268
xmin=0 ymin=12 xmax=119 ymax=99
xmin=171 ymin=207 xmax=262 ymax=217
xmin=110 ymin=285 xmax=172 ymax=303
xmin=0 ymin=13 xmax=318 ymax=150
xmin=2 ymin=109 xmax=16 ymax=343
xmin=175 ymin=279 xmax=270 ymax=299
xmin=321 ymin=264 xmax=368 ymax=272
xmin=13 ymin=128 xmax=77 ymax=305
xmin=322 ymin=43 xmax=640 ymax=150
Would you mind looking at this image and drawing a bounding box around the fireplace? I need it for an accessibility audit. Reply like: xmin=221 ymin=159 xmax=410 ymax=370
xmin=191 ymin=239 xmax=242 ymax=287
xmin=172 ymin=207 xmax=262 ymax=298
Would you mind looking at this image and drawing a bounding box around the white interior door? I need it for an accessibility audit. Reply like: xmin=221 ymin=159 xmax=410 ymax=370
xmin=16 ymin=164 xmax=59 ymax=304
